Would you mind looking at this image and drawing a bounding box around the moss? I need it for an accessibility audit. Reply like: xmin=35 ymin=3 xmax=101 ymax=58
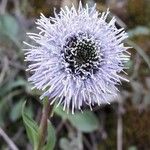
xmin=98 ymin=105 xmax=117 ymax=150
xmin=123 ymin=102 xmax=150 ymax=149
xmin=98 ymin=102 xmax=150 ymax=150
xmin=127 ymin=0 xmax=150 ymax=28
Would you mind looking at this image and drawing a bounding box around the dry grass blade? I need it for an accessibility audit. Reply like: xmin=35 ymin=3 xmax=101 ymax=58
xmin=0 ymin=127 xmax=19 ymax=150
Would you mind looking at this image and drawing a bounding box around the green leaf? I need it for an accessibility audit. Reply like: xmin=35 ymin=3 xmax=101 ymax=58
xmin=0 ymin=14 xmax=19 ymax=38
xmin=10 ymin=100 xmax=23 ymax=121
xmin=44 ymin=121 xmax=56 ymax=150
xmin=143 ymin=92 xmax=150 ymax=106
xmin=0 ymin=78 xmax=28 ymax=97
xmin=59 ymin=138 xmax=71 ymax=150
xmin=59 ymin=132 xmax=83 ymax=150
xmin=54 ymin=105 xmax=68 ymax=120
xmin=22 ymin=101 xmax=39 ymax=150
xmin=124 ymin=60 xmax=133 ymax=69
xmin=54 ymin=106 xmax=99 ymax=133
xmin=68 ymin=111 xmax=99 ymax=133
xmin=0 ymin=14 xmax=21 ymax=48
xmin=128 ymin=26 xmax=150 ymax=38
xmin=128 ymin=146 xmax=137 ymax=150
xmin=25 ymin=104 xmax=34 ymax=119
xmin=0 ymin=98 xmax=9 ymax=126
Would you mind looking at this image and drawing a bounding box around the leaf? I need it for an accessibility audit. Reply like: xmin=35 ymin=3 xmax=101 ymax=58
xmin=143 ymin=92 xmax=150 ymax=106
xmin=54 ymin=106 xmax=99 ymax=132
xmin=68 ymin=111 xmax=99 ymax=133
xmin=59 ymin=132 xmax=83 ymax=150
xmin=0 ymin=98 xmax=9 ymax=126
xmin=10 ymin=100 xmax=23 ymax=121
xmin=22 ymin=101 xmax=39 ymax=150
xmin=128 ymin=146 xmax=137 ymax=150
xmin=25 ymin=104 xmax=34 ymax=119
xmin=54 ymin=105 xmax=68 ymax=120
xmin=131 ymin=81 xmax=143 ymax=104
xmin=0 ymin=14 xmax=21 ymax=48
xmin=0 ymin=78 xmax=28 ymax=97
xmin=54 ymin=106 xmax=99 ymax=133
xmin=59 ymin=138 xmax=71 ymax=150
xmin=124 ymin=60 xmax=133 ymax=69
xmin=128 ymin=26 xmax=150 ymax=38
xmin=44 ymin=121 xmax=56 ymax=150
xmin=0 ymin=14 xmax=19 ymax=38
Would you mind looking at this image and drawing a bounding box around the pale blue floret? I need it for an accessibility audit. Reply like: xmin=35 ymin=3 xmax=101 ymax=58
xmin=24 ymin=2 xmax=130 ymax=113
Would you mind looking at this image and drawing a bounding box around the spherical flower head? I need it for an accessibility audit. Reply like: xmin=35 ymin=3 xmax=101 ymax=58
xmin=24 ymin=2 xmax=130 ymax=113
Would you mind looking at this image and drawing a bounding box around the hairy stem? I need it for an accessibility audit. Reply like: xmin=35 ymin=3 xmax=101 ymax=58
xmin=36 ymin=99 xmax=53 ymax=150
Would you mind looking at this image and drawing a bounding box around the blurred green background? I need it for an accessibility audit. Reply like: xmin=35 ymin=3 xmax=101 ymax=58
xmin=0 ymin=0 xmax=150 ymax=150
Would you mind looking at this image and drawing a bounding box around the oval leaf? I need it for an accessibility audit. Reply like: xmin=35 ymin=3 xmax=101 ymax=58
xmin=68 ymin=111 xmax=99 ymax=133
xmin=0 ymin=14 xmax=19 ymax=37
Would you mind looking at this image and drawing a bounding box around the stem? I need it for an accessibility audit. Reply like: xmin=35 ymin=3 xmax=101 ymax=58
xmin=117 ymin=102 xmax=123 ymax=150
xmin=36 ymin=99 xmax=53 ymax=150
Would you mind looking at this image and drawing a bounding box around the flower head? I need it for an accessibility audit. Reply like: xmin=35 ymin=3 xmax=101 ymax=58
xmin=24 ymin=2 xmax=130 ymax=113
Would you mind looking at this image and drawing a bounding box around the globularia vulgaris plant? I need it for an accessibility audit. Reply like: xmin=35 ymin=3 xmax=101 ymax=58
xmin=23 ymin=2 xmax=130 ymax=150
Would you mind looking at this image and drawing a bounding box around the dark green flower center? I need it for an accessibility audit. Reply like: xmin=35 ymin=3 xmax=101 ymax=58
xmin=63 ymin=34 xmax=101 ymax=78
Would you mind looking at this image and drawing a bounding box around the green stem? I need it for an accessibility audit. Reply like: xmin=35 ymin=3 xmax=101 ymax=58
xmin=36 ymin=99 xmax=53 ymax=150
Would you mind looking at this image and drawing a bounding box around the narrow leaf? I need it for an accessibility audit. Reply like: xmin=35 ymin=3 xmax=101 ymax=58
xmin=44 ymin=121 xmax=56 ymax=150
xmin=22 ymin=101 xmax=39 ymax=150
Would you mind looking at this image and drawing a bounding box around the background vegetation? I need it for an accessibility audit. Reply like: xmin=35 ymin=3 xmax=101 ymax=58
xmin=0 ymin=0 xmax=150 ymax=150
